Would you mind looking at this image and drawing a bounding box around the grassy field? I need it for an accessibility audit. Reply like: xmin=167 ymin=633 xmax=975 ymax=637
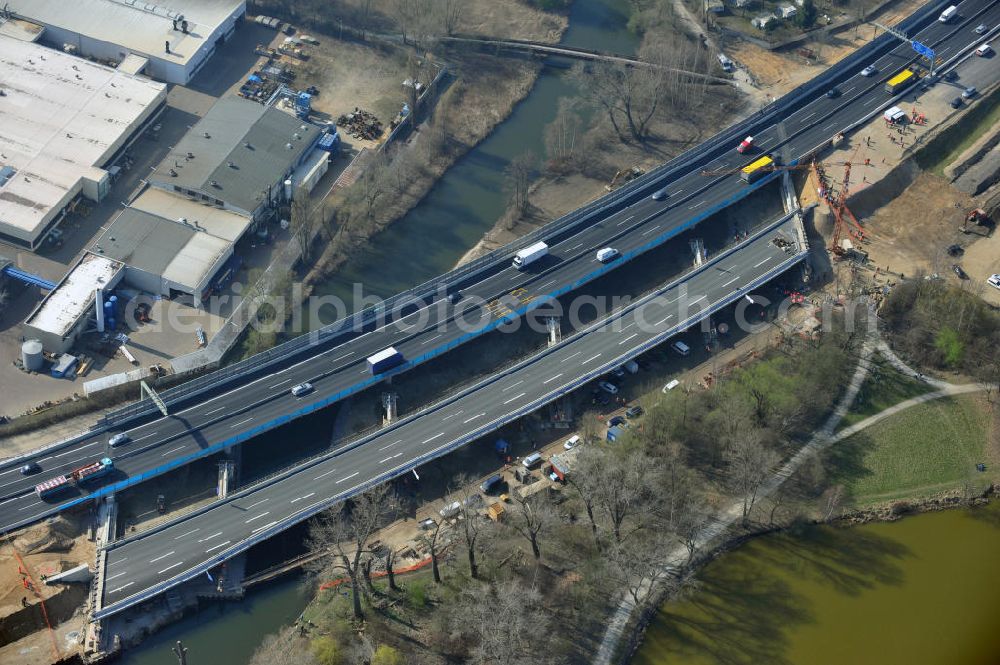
xmin=827 ymin=395 xmax=994 ymax=505
xmin=837 ymin=357 xmax=932 ymax=430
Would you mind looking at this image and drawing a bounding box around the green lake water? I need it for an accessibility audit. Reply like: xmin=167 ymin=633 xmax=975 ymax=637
xmin=633 ymin=503 xmax=1000 ymax=665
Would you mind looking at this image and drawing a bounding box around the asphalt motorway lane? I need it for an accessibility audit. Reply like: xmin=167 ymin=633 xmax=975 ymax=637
xmin=3 ymin=0 xmax=997 ymax=527
xmin=98 ymin=217 xmax=805 ymax=615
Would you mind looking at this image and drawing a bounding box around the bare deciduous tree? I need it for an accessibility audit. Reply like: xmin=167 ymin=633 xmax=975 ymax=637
xmin=543 ymin=98 xmax=582 ymax=173
xmin=604 ymin=532 xmax=673 ymax=607
xmin=504 ymin=151 xmax=535 ymax=214
xmin=307 ymin=485 xmax=395 ymax=619
xmin=450 ymin=475 xmax=487 ymax=579
xmin=450 ymin=580 xmax=550 ymax=665
xmin=593 ymin=449 xmax=659 ymax=544
xmin=248 ymin=626 xmax=317 ymax=665
xmin=290 ymin=192 xmax=319 ymax=261
xmin=506 ymin=492 xmax=555 ymax=560
xmin=723 ymin=429 xmax=779 ymax=527
xmin=418 ymin=514 xmax=445 ymax=584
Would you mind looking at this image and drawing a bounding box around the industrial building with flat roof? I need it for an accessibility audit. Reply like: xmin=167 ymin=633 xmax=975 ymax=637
xmin=6 ymin=0 xmax=246 ymax=84
xmin=23 ymin=253 xmax=125 ymax=354
xmin=147 ymin=96 xmax=321 ymax=220
xmin=92 ymin=202 xmax=245 ymax=304
xmin=0 ymin=34 xmax=166 ymax=250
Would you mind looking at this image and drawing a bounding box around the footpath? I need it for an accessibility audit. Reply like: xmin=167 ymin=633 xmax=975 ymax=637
xmin=593 ymin=309 xmax=990 ymax=664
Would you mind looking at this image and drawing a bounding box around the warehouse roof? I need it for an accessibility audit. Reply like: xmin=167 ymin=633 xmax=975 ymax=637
xmin=130 ymin=187 xmax=251 ymax=243
xmin=0 ymin=35 xmax=166 ymax=243
xmin=24 ymin=253 xmax=123 ymax=337
xmin=93 ymin=208 xmax=231 ymax=291
xmin=7 ymin=0 xmax=245 ymax=68
xmin=149 ymin=97 xmax=319 ymax=215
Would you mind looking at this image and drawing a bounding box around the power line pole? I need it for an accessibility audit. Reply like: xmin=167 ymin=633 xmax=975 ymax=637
xmin=172 ymin=640 xmax=188 ymax=665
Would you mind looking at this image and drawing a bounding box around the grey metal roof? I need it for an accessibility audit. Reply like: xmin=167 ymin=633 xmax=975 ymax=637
xmin=93 ymin=209 xmax=194 ymax=275
xmin=149 ymin=97 xmax=318 ymax=214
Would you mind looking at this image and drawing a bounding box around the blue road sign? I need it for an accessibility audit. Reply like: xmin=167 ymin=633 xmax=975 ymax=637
xmin=912 ymin=40 xmax=935 ymax=59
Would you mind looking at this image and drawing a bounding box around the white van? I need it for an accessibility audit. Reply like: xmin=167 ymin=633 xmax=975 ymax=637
xmin=975 ymin=43 xmax=993 ymax=57
xmin=596 ymin=247 xmax=620 ymax=263
xmin=883 ymin=106 xmax=906 ymax=124
xmin=522 ymin=453 xmax=542 ymax=468
xmin=662 ymin=379 xmax=681 ymax=393
xmin=564 ymin=435 xmax=581 ymax=450
xmin=670 ymin=340 xmax=691 ymax=356
xmin=938 ymin=5 xmax=957 ymax=22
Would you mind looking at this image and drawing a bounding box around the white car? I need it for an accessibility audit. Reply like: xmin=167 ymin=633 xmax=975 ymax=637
xmin=291 ymin=382 xmax=314 ymax=397
xmin=975 ymin=43 xmax=993 ymax=57
xmin=987 ymin=274 xmax=1000 ymax=290
xmin=598 ymin=381 xmax=619 ymax=395
xmin=860 ymin=65 xmax=877 ymax=77
xmin=974 ymin=23 xmax=988 ymax=34
xmin=108 ymin=432 xmax=130 ymax=447
xmin=596 ymin=247 xmax=620 ymax=263
xmin=564 ymin=435 xmax=581 ymax=450
xmin=662 ymin=379 xmax=681 ymax=393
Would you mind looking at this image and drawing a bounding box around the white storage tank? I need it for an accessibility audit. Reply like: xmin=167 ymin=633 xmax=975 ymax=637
xmin=22 ymin=339 xmax=44 ymax=371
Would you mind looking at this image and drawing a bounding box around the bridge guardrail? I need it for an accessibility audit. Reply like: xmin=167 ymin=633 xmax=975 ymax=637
xmin=95 ymin=216 xmax=807 ymax=618
xmin=96 ymin=0 xmax=947 ymax=428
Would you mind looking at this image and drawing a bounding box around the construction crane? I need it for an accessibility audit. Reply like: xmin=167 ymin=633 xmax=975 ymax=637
xmin=824 ymin=161 xmax=867 ymax=256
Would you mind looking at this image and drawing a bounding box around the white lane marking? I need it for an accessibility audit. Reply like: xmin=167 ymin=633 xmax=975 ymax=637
xmin=641 ymin=225 xmax=661 ymax=237
xmin=754 ymin=256 xmax=772 ymax=267
xmin=690 ymin=295 xmax=707 ymax=305
xmin=823 ymin=122 xmax=838 ymax=132
xmin=863 ymin=97 xmax=879 ymax=107
xmin=569 ymin=243 xmax=584 ymax=251
xmin=245 ymin=511 xmax=271 ymax=523
xmin=270 ymin=379 xmax=292 ymax=389
xmin=441 ymin=411 xmax=463 ymax=422
xmin=106 ymin=571 xmax=128 ymax=581
xmin=198 ymin=532 xmax=223 ymax=543
xmin=689 ymin=200 xmax=706 ymax=210
xmin=251 ymin=521 xmax=278 ymax=535
xmin=204 ymin=407 xmax=225 ymax=416
xmin=379 ymin=452 xmax=402 ymax=464
xmin=360 ymin=368 xmax=370 ymax=375
xmin=314 ymin=468 xmax=338 ymax=481
xmin=379 ymin=439 xmax=403 ymax=451
xmin=45 ymin=440 xmax=100 ymax=462
xmin=336 ymin=472 xmax=360 ymax=484
xmin=582 ymin=353 xmax=602 ymax=364
xmin=722 ymin=276 xmax=740 ymax=287
xmin=290 ymin=492 xmax=316 ymax=504
xmin=617 ymin=215 xmax=635 ymax=227
xmin=109 ymin=582 xmax=134 ymax=594
xmin=332 ymin=352 xmax=352 ymax=362
xmin=561 ymin=351 xmax=582 ymax=363
xmin=230 ymin=417 xmax=253 ymax=429
xmin=205 ymin=541 xmax=231 ymax=554
xmin=107 ymin=558 xmax=128 ymax=566
xmin=843 ymin=85 xmax=855 ymax=94
xmin=132 ymin=431 xmax=159 ymax=442
xmin=18 ymin=501 xmax=43 ymax=511
xmin=173 ymin=528 xmax=200 ymax=540
xmin=655 ymin=314 xmax=674 ymax=326
xmin=502 ymin=380 xmax=524 ymax=392
xmin=543 ymin=373 xmax=564 ymax=384
xmin=245 ymin=498 xmax=268 ymax=510
xmin=160 ymin=446 xmax=185 ymax=457
xmin=463 ymin=413 xmax=485 ymax=424
xmin=149 ymin=551 xmax=175 ymax=564
xmin=509 ymin=272 xmax=522 ymax=281
xmin=619 ymin=333 xmax=638 ymax=345
xmin=503 ymin=392 xmax=527 ymax=405
xmin=620 ymin=321 xmax=636 ymax=330
xmin=541 ymin=279 xmax=557 ymax=288
xmin=801 ymin=111 xmax=816 ymax=122
xmin=422 ymin=433 xmax=445 ymax=444
xmin=158 ymin=561 xmax=185 ymax=575
xmin=674 ymin=188 xmax=685 ymax=196
xmin=420 ymin=333 xmax=444 ymax=345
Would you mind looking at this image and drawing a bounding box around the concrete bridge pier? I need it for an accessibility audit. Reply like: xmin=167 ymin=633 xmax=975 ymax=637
xmin=689 ymin=238 xmax=706 ymax=266
xmin=217 ymin=451 xmax=238 ymax=499
xmin=86 ymin=494 xmax=117 ymax=659
xmin=546 ymin=317 xmax=562 ymax=347
xmin=382 ymin=392 xmax=398 ymax=426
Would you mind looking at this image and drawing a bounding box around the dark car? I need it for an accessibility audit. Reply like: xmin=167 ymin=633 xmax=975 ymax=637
xmin=944 ymin=70 xmax=959 ymax=81
xmin=825 ymin=87 xmax=840 ymax=99
xmin=608 ymin=415 xmax=627 ymax=428
xmin=20 ymin=462 xmax=41 ymax=476
xmin=947 ymin=244 xmax=964 ymax=257
xmin=950 ymin=97 xmax=963 ymax=109
xmin=625 ymin=405 xmax=644 ymax=418
xmin=591 ymin=391 xmax=610 ymax=406
xmin=952 ymin=264 xmax=969 ymax=280
xmin=447 ymin=291 xmax=462 ymax=304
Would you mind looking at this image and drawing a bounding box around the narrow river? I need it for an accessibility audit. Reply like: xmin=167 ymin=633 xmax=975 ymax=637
xmin=117 ymin=1 xmax=637 ymax=662
xmin=633 ymin=503 xmax=1000 ymax=665
xmin=310 ymin=0 xmax=640 ymax=313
